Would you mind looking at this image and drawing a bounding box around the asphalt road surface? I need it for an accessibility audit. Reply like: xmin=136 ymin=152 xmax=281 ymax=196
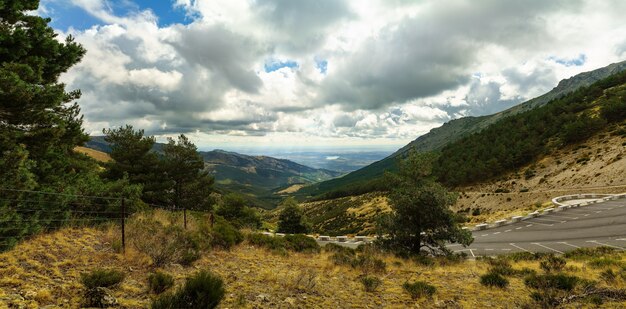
xmin=450 ymin=199 xmax=626 ymax=257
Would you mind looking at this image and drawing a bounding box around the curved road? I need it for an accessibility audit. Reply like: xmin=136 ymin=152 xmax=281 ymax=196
xmin=450 ymin=198 xmax=626 ymax=257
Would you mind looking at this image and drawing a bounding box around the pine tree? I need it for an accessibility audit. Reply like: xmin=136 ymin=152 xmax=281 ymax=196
xmin=0 ymin=0 xmax=87 ymax=184
xmin=277 ymin=197 xmax=310 ymax=234
xmin=102 ymin=125 xmax=166 ymax=203
xmin=162 ymin=134 xmax=214 ymax=211
xmin=378 ymin=150 xmax=472 ymax=255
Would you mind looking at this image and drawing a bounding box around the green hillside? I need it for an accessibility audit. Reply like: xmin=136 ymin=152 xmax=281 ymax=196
xmin=303 ymin=60 xmax=626 ymax=199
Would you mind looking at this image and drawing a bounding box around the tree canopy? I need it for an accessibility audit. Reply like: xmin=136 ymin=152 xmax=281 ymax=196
xmin=378 ymin=151 xmax=472 ymax=255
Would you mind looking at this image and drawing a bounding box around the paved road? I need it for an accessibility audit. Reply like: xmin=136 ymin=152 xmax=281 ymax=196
xmin=450 ymin=199 xmax=626 ymax=257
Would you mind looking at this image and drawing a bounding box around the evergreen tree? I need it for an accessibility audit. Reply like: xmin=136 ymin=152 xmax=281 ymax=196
xmin=102 ymin=125 xmax=165 ymax=203
xmin=378 ymin=151 xmax=472 ymax=255
xmin=277 ymin=197 xmax=310 ymax=234
xmin=162 ymin=134 xmax=214 ymax=211
xmin=216 ymin=193 xmax=260 ymax=228
xmin=0 ymin=0 xmax=87 ymax=185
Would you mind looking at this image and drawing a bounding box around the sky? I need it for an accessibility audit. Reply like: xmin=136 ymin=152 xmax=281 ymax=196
xmin=37 ymin=0 xmax=626 ymax=151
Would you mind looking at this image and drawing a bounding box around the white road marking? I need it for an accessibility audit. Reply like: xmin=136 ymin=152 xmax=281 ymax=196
xmin=516 ymin=227 xmax=523 ymax=230
xmin=526 ymin=224 xmax=533 ymax=227
xmin=584 ymin=214 xmax=590 ymax=216
xmin=595 ymin=211 xmax=602 ymax=214
xmin=530 ymin=217 xmax=566 ymax=223
xmin=616 ymin=238 xmax=626 ymax=241
xmin=501 ymin=249 xmax=511 ymax=251
xmin=543 ymin=214 xmax=578 ymax=220
xmin=509 ymin=243 xmax=529 ymax=252
xmin=447 ymin=244 xmax=463 ymax=247
xmin=505 ymin=230 xmax=512 ymax=233
xmin=557 ymin=242 xmax=580 ymax=249
xmin=532 ymin=243 xmax=564 ymax=254
xmin=493 ymin=232 xmax=501 ymax=235
xmin=525 ymin=220 xmax=554 ymax=226
xmin=586 ymin=240 xmax=625 ymax=251
xmin=469 ymin=249 xmax=475 ymax=258
xmin=481 ymin=234 xmax=489 ymax=237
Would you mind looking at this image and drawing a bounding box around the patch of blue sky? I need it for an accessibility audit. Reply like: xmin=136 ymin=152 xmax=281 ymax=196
xmin=315 ymin=57 xmax=328 ymax=74
xmin=41 ymin=0 xmax=190 ymax=31
xmin=131 ymin=0 xmax=191 ymax=26
xmin=550 ymin=53 xmax=587 ymax=67
xmin=40 ymin=1 xmax=102 ymax=31
xmin=264 ymin=59 xmax=299 ymax=73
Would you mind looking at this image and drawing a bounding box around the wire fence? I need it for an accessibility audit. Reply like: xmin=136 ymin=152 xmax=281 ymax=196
xmin=0 ymin=187 xmax=216 ymax=252
xmin=0 ymin=188 xmax=140 ymax=252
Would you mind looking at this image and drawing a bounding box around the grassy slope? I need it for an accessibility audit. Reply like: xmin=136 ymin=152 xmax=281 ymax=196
xmin=1 ymin=222 xmax=625 ymax=308
xmin=74 ymin=146 xmax=111 ymax=163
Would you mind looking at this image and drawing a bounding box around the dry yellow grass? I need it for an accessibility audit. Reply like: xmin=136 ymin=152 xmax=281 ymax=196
xmin=1 ymin=219 xmax=625 ymax=308
xmin=74 ymin=146 xmax=112 ymax=162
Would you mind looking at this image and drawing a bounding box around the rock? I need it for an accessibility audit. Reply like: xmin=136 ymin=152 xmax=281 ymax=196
xmin=256 ymin=293 xmax=270 ymax=302
xmin=83 ymin=287 xmax=118 ymax=307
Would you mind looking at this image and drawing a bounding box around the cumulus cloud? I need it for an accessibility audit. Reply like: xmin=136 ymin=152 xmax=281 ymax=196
xmin=45 ymin=0 xmax=626 ymax=147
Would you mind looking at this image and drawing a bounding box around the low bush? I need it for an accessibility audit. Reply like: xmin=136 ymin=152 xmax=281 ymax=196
xmin=587 ymin=257 xmax=624 ymax=269
xmin=485 ymin=258 xmax=515 ymax=276
xmin=480 ymin=272 xmax=509 ymax=288
xmin=360 ymin=276 xmax=382 ymax=292
xmin=599 ymin=269 xmax=617 ymax=283
xmin=148 ymin=272 xmax=174 ymax=294
xmin=247 ymin=233 xmax=320 ymax=253
xmin=412 ymin=254 xmax=436 ymax=266
xmin=351 ymin=254 xmax=387 ymax=274
xmin=211 ymin=219 xmax=243 ymax=250
xmin=564 ymin=246 xmax=617 ymax=260
xmin=524 ymin=274 xmax=578 ymax=291
xmin=81 ymin=268 xmax=125 ymax=289
xmin=284 ymin=234 xmax=321 ymax=253
xmin=539 ymin=255 xmax=566 ymax=272
xmin=128 ymin=216 xmax=206 ymax=266
xmin=505 ymin=251 xmax=548 ymax=262
xmin=325 ymin=243 xmax=356 ymax=255
xmin=402 ymin=281 xmax=436 ymax=299
xmin=248 ymin=233 xmax=285 ymax=251
xmin=152 ymin=270 xmax=224 ymax=309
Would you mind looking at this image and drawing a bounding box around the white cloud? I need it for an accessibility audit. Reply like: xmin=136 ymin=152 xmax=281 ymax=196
xmin=49 ymin=0 xmax=626 ymax=148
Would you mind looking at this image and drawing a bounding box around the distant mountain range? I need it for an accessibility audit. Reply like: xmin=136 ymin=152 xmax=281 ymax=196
xmin=84 ymin=137 xmax=342 ymax=208
xmin=304 ymin=60 xmax=626 ymax=197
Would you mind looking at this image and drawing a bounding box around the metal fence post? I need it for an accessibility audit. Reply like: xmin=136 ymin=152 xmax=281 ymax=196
xmin=121 ymin=198 xmax=126 ymax=253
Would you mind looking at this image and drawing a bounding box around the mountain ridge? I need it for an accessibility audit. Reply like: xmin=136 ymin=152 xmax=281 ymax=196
xmin=303 ymin=60 xmax=626 ymax=197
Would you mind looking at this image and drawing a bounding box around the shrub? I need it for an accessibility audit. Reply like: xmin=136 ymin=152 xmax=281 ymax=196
xmin=330 ymin=250 xmax=356 ymax=266
xmin=564 ymin=246 xmax=617 ymax=260
xmin=471 ymin=208 xmax=481 ymax=216
xmin=148 ymin=272 xmax=174 ymax=294
xmin=599 ymin=269 xmax=617 ymax=283
xmin=277 ymin=198 xmax=311 ymax=234
xmin=360 ymin=276 xmax=382 ymax=292
xmin=324 ymin=243 xmax=356 ymax=255
xmin=412 ymin=254 xmax=436 ymax=266
xmin=152 ymin=270 xmax=224 ymax=309
xmin=81 ymin=269 xmax=125 ymax=289
xmin=180 ymin=250 xmax=202 ymax=267
xmin=480 ymin=272 xmax=509 ymax=288
xmin=539 ymin=255 xmax=566 ymax=272
xmin=402 ymin=281 xmax=436 ymax=299
xmin=505 ymin=251 xmax=547 ymax=262
xmin=284 ymin=234 xmax=320 ymax=253
xmin=486 ymin=258 xmax=515 ymax=276
xmin=248 ymin=233 xmax=285 ymax=251
xmin=351 ymin=254 xmax=387 ymax=274
xmin=587 ymin=257 xmax=623 ymax=269
xmin=211 ymin=219 xmax=243 ymax=250
xmin=128 ymin=216 xmax=205 ymax=266
xmin=524 ymin=274 xmax=578 ymax=291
